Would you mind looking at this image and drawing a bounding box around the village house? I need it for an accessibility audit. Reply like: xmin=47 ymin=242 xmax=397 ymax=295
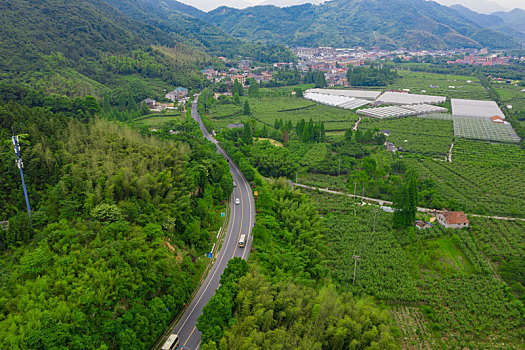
xmin=491 ymin=116 xmax=505 ymax=124
xmin=415 ymin=220 xmax=433 ymax=230
xmin=239 ymin=60 xmax=252 ymax=71
xmin=165 ymin=87 xmax=189 ymax=102
xmin=232 ymin=74 xmax=246 ymax=86
xmin=385 ymin=142 xmax=397 ymax=152
xmin=436 ymin=211 xmax=469 ymax=229
xmin=142 ymin=98 xmax=156 ymax=109
xmin=261 ymin=71 xmax=273 ymax=82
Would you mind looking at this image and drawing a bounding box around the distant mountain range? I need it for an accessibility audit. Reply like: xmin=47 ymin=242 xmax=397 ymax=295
xmin=206 ymin=0 xmax=519 ymax=49
xmin=1 ymin=0 xmax=522 ymax=83
xmin=451 ymin=5 xmax=525 ymax=42
xmin=433 ymin=0 xmax=509 ymax=14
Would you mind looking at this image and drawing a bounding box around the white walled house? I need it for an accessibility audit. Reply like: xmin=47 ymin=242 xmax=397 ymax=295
xmin=436 ymin=211 xmax=469 ymax=229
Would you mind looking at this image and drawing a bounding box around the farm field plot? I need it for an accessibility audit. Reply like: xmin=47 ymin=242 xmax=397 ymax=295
xmin=306 ymin=189 xmax=524 ymax=349
xmin=210 ymin=96 xmax=359 ymax=132
xmin=493 ymin=83 xmax=525 ymax=113
xmin=408 ymin=139 xmax=525 ymax=217
xmin=287 ymin=141 xmax=329 ymax=169
xmin=390 ymin=306 xmax=437 ymax=350
xmin=209 ymin=103 xmax=240 ymax=119
xmin=453 ymin=116 xmax=521 ymax=143
xmin=418 ymin=276 xmax=524 ymax=349
xmin=298 ymin=173 xmax=348 ymax=191
xmin=360 ymin=117 xmax=454 ymax=156
xmin=137 ymin=114 xmax=183 ymax=127
xmin=308 ymin=191 xmax=421 ymax=302
xmin=388 ymin=71 xmax=489 ymax=100
xmin=469 ymin=217 xmax=525 ymax=261
xmin=417 ymin=113 xmax=454 ymax=120
xmin=409 ymin=158 xmax=525 ymax=217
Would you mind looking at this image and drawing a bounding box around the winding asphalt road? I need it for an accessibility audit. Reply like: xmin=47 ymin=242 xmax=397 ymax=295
xmin=168 ymin=99 xmax=255 ymax=350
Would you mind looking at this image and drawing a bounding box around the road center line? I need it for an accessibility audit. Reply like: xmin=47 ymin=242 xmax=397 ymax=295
xmin=176 ymin=186 xmax=236 ymax=336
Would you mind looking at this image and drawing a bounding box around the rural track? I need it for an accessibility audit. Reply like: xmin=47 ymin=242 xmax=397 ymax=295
xmin=292 ymin=182 xmax=525 ymax=222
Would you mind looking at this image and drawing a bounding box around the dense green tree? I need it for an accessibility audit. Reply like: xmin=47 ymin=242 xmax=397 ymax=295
xmin=260 ymin=125 xmax=269 ymax=138
xmin=232 ymin=79 xmax=243 ymax=97
xmin=0 ymin=90 xmax=235 ymax=348
xmin=247 ymin=79 xmax=260 ymax=97
xmin=347 ymin=65 xmax=398 ymax=86
xmin=344 ymin=127 xmax=353 ymax=142
xmin=243 ymin=100 xmax=250 ymax=115
xmin=242 ymin=123 xmax=253 ymax=145
xmin=197 ymin=258 xmax=248 ymax=345
xmin=296 ymin=119 xmax=306 ymax=137
xmin=392 ymin=171 xmax=419 ymax=229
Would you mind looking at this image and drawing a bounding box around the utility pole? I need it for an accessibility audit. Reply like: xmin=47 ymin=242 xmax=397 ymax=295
xmin=12 ymin=132 xmax=31 ymax=217
xmin=372 ymin=208 xmax=379 ymax=233
xmin=352 ymin=255 xmax=360 ymax=285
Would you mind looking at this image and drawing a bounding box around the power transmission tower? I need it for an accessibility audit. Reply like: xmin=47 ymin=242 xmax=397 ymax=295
xmin=12 ymin=132 xmax=32 ymax=217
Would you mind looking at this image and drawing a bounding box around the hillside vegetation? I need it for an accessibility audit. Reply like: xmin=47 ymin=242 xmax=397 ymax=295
xmin=0 ymin=88 xmax=233 ymax=348
xmin=208 ymin=0 xmax=516 ymax=49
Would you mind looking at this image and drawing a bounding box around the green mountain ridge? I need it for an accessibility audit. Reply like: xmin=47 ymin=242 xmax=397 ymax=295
xmin=0 ymin=0 xmax=214 ymax=99
xmin=0 ymin=0 xmax=173 ymax=69
xmin=0 ymin=0 xmax=297 ymax=99
xmin=101 ymin=0 xmax=245 ymax=56
xmin=206 ymin=0 xmax=517 ymax=49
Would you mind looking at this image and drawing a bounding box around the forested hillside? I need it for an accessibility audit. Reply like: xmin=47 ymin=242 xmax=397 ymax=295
xmin=0 ymin=0 xmax=214 ymax=101
xmin=207 ymin=0 xmax=516 ymax=49
xmin=102 ymin=0 xmax=296 ymax=63
xmin=0 ymin=86 xmax=233 ymax=348
xmin=0 ymin=0 xmax=296 ymax=102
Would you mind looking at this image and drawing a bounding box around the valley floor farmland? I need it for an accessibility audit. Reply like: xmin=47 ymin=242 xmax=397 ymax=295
xmin=209 ymin=95 xmax=358 ymax=132
xmin=307 ymin=189 xmax=525 ymax=349
xmin=206 ymin=70 xmax=525 ymax=349
xmin=387 ymin=70 xmax=490 ymax=100
xmin=208 ymin=84 xmax=525 ymax=217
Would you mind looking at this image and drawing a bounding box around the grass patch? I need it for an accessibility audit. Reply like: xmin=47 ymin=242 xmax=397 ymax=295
xmin=138 ymin=114 xmax=183 ymax=127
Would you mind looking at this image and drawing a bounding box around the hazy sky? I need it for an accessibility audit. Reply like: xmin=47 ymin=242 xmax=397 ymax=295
xmin=178 ymin=0 xmax=524 ymax=13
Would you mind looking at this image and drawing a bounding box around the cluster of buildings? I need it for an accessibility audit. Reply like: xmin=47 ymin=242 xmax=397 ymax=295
xmin=446 ymin=54 xmax=513 ymax=66
xmin=203 ymin=59 xmax=275 ymax=87
xmin=142 ymin=86 xmax=189 ymax=112
xmin=291 ymin=46 xmax=524 ymax=87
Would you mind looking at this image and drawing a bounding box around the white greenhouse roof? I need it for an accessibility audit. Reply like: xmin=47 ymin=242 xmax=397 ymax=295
xmin=304 ymin=92 xmax=370 ymax=110
xmin=307 ymin=88 xmax=382 ymax=100
xmin=451 ymin=99 xmax=505 ymax=119
xmin=357 ymin=104 xmax=448 ymax=119
xmin=376 ymin=92 xmax=446 ymax=105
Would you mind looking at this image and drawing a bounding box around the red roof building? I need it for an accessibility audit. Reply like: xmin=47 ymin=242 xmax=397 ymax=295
xmin=437 ymin=211 xmax=469 ymax=229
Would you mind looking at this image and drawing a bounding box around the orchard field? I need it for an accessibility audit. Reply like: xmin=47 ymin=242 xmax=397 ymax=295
xmin=359 ymin=117 xmax=454 ymax=156
xmin=306 ymin=189 xmax=525 ymax=349
xmin=209 ymin=95 xmax=358 ymax=132
xmin=408 ymin=139 xmax=525 ymax=217
xmin=387 ymin=70 xmax=490 ymax=100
